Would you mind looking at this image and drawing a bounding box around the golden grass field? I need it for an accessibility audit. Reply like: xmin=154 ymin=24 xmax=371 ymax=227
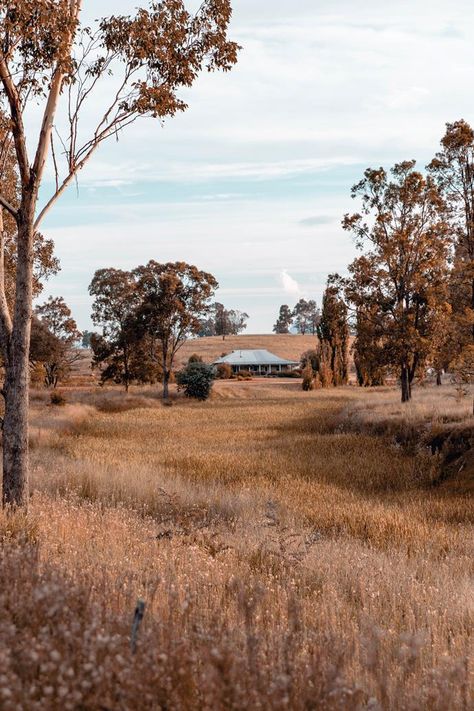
xmin=0 ymin=380 xmax=472 ymax=709
xmin=177 ymin=333 xmax=319 ymax=367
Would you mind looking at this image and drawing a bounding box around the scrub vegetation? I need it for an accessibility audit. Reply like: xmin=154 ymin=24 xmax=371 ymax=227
xmin=0 ymin=380 xmax=471 ymax=709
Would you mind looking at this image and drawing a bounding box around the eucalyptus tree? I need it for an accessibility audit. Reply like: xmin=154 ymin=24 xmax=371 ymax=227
xmin=134 ymin=261 xmax=217 ymax=399
xmin=343 ymin=161 xmax=451 ymax=402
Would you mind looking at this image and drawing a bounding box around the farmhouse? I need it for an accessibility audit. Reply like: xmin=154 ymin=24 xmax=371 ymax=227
xmin=214 ymin=349 xmax=299 ymax=375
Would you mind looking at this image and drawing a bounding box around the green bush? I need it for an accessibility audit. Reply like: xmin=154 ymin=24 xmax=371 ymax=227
xmin=176 ymin=362 xmax=215 ymax=400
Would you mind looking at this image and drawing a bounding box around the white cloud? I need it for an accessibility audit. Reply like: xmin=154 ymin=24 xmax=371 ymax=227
xmin=279 ymin=270 xmax=302 ymax=298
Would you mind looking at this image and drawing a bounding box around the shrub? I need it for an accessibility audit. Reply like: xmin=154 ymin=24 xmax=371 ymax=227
xmin=302 ymin=365 xmax=314 ymax=391
xmin=50 ymin=390 xmax=66 ymax=406
xmin=237 ymin=369 xmax=252 ymax=380
xmin=301 ymin=349 xmax=320 ymax=373
xmin=272 ymin=369 xmax=301 ymax=378
xmin=176 ymin=362 xmax=215 ymax=400
xmin=188 ymin=353 xmax=203 ymax=364
xmin=215 ymin=363 xmax=233 ymax=379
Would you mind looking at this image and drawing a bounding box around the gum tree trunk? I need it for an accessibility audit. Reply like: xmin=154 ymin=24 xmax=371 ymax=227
xmin=162 ymin=368 xmax=170 ymax=399
xmin=2 ymin=210 xmax=34 ymax=508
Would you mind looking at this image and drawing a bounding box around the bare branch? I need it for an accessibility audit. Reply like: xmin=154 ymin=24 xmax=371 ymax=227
xmin=50 ymin=134 xmax=60 ymax=194
xmin=0 ymin=56 xmax=30 ymax=188
xmin=0 ymin=193 xmax=17 ymax=220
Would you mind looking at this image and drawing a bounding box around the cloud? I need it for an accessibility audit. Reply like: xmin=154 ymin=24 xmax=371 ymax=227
xmin=299 ymin=215 xmax=334 ymax=227
xmin=71 ymin=156 xmax=360 ymax=188
xmin=279 ymin=270 xmax=302 ymax=297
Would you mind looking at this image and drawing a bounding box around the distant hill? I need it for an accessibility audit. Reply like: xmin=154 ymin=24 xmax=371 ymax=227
xmin=177 ymin=334 xmax=318 ymax=367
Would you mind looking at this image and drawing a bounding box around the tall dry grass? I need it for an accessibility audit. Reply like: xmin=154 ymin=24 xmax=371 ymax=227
xmin=0 ymin=381 xmax=472 ymax=709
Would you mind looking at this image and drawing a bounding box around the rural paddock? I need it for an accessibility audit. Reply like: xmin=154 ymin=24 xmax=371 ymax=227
xmin=0 ymin=380 xmax=472 ymax=709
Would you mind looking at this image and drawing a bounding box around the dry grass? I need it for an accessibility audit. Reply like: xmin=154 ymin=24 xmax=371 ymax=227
xmin=177 ymin=333 xmax=319 ymax=366
xmin=0 ymin=380 xmax=472 ymax=709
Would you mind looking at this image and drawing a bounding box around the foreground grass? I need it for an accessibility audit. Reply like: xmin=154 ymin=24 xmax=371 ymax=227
xmin=0 ymin=382 xmax=472 ymax=709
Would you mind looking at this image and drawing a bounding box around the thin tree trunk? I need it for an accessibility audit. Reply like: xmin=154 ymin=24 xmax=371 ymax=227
xmin=471 ymin=276 xmax=474 ymax=342
xmin=401 ymin=364 xmax=411 ymax=403
xmin=3 ymin=360 xmax=30 ymax=507
xmin=2 ymin=213 xmax=34 ymax=508
xmin=436 ymin=369 xmax=442 ymax=386
xmin=162 ymin=369 xmax=169 ymax=399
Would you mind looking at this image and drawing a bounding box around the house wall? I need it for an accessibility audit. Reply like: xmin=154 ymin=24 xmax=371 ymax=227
xmin=231 ymin=364 xmax=290 ymax=374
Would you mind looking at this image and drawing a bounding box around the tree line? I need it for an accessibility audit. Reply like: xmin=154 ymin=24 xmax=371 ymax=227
xmin=273 ymin=299 xmax=320 ymax=335
xmin=297 ymin=120 xmax=474 ymax=402
xmin=342 ymin=120 xmax=474 ymax=402
xmin=33 ymin=120 xmax=474 ymax=408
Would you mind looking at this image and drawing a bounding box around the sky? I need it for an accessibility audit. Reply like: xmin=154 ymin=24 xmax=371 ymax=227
xmin=37 ymin=0 xmax=474 ymax=333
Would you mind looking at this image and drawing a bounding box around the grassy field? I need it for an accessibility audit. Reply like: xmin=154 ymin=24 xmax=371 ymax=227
xmin=0 ymin=381 xmax=472 ymax=709
xmin=177 ymin=333 xmax=319 ymax=366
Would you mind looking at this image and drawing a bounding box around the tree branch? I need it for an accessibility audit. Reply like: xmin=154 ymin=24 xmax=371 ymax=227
xmin=0 ymin=193 xmax=18 ymax=221
xmin=0 ymin=56 xmax=30 ymax=188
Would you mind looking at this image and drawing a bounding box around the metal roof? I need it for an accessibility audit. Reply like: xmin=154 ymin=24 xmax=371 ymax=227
xmin=213 ymin=349 xmax=298 ymax=366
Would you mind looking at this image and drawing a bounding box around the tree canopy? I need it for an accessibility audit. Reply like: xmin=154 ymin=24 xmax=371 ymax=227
xmin=343 ymin=160 xmax=451 ymax=401
xmin=90 ymin=261 xmax=217 ymax=397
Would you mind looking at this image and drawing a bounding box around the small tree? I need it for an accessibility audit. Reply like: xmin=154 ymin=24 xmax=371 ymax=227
xmin=291 ymin=298 xmax=320 ymax=335
xmin=135 ymin=261 xmax=217 ymax=399
xmin=89 ymin=269 xmax=144 ymax=392
xmin=292 ymin=299 xmax=311 ymax=334
xmin=228 ymin=309 xmax=249 ymax=337
xmin=29 ymin=317 xmax=64 ymax=385
xmin=177 ymin=362 xmax=214 ymax=400
xmin=35 ymin=296 xmax=82 ymax=387
xmin=317 ymin=278 xmax=349 ymax=386
xmin=273 ymin=304 xmax=293 ymax=334
xmin=307 ymin=300 xmax=321 ymax=335
xmin=197 ymin=316 xmax=216 ymax=337
xmin=213 ymin=302 xmax=248 ymax=340
xmin=81 ymin=330 xmax=93 ymax=348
